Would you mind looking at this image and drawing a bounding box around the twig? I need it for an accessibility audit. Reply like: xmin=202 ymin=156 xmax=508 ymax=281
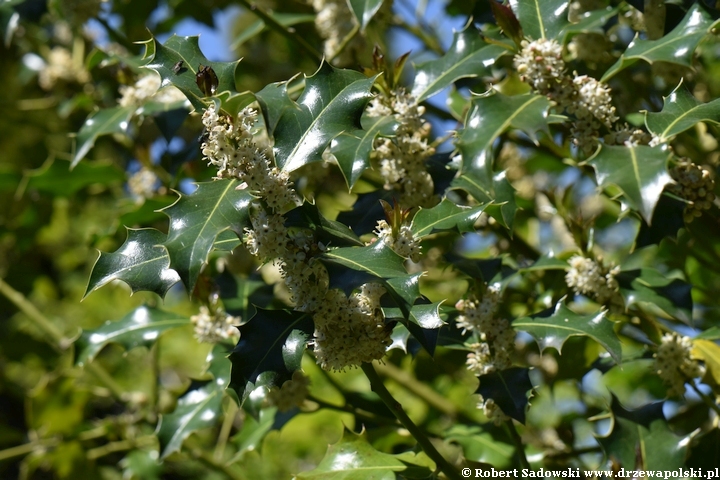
xmin=687 ymin=380 xmax=720 ymax=417
xmin=236 ymin=0 xmax=322 ymax=64
xmin=361 ymin=362 xmax=461 ymax=480
xmin=504 ymin=419 xmax=531 ymax=470
xmin=214 ymin=400 xmax=238 ymax=461
xmin=328 ymin=23 xmax=360 ymax=65
xmin=0 ymin=439 xmax=58 ymax=462
xmin=186 ymin=436 xmax=244 ymax=480
xmin=308 ymin=394 xmax=400 ymax=427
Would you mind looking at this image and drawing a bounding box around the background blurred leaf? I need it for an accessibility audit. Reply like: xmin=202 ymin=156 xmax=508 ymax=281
xmin=72 ymin=106 xmax=135 ymax=167
xmin=348 ymin=0 xmax=384 ymax=32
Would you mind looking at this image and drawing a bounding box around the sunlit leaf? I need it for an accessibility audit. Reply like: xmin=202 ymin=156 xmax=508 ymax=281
xmin=322 ymin=241 xmax=408 ymax=279
xmin=331 ymin=115 xmax=398 ymax=189
xmin=272 ymin=62 xmax=376 ymax=172
xmin=618 ymin=268 xmax=692 ymax=324
xmin=447 ymin=426 xmax=514 ymax=468
xmin=692 ymin=339 xmax=720 ymax=385
xmin=144 ymin=35 xmax=241 ymax=111
xmin=508 ymin=0 xmax=569 ymax=40
xmin=161 ymin=180 xmax=252 ymax=292
xmin=559 ymin=7 xmax=618 ymax=43
xmin=589 ymin=144 xmax=671 ymax=224
xmin=645 ymin=82 xmax=720 ymax=143
xmin=85 ymin=228 xmax=180 ymax=298
xmin=601 ymin=4 xmax=716 ymax=82
xmin=75 ymin=306 xmax=189 ymax=366
xmin=296 ymin=428 xmax=434 ymax=479
xmin=475 ymin=367 xmax=533 ymax=424
xmin=72 ymin=106 xmax=135 ymax=168
xmin=348 ymin=0 xmax=384 ymax=32
xmin=513 ymin=298 xmax=622 ymax=363
xmin=457 ymin=92 xmax=551 ymax=180
xmin=411 ymin=198 xmax=487 ymax=238
xmin=411 ymin=24 xmax=507 ymax=102
xmin=228 ymin=308 xmax=313 ymax=405
xmin=451 ymin=172 xmax=518 ymax=229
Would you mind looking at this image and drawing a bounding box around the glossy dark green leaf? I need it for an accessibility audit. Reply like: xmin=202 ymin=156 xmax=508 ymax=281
xmin=618 ymin=268 xmax=692 ymax=323
xmin=411 ymin=198 xmax=487 ymax=238
xmin=284 ymin=202 xmax=363 ymax=247
xmin=255 ymin=80 xmax=297 ymax=136
xmin=348 ymin=0 xmax=384 ymax=31
xmin=475 ymin=367 xmax=533 ymax=424
xmin=598 ymin=418 xmax=688 ymax=470
xmin=75 ymin=306 xmax=189 ymax=366
xmin=295 ymin=428 xmax=434 ymax=479
xmin=589 ymin=144 xmax=671 ymax=224
xmin=144 ymin=35 xmax=241 ymax=111
xmin=85 ymin=228 xmax=180 ymax=298
xmin=228 ymin=308 xmax=314 ymax=405
xmin=411 ymin=24 xmax=507 ymax=102
xmin=508 ymin=0 xmax=569 ymax=40
xmin=72 ymin=106 xmax=135 ymax=168
xmin=559 ymin=7 xmax=618 ymax=43
xmin=383 ymin=301 xmax=444 ymax=330
xmin=451 ymin=172 xmax=518 ymax=229
xmin=646 ymin=82 xmax=720 ymax=143
xmin=322 ymin=241 xmax=408 ymax=279
xmin=231 ymin=13 xmax=316 ymax=48
xmin=331 ymin=115 xmax=398 ymax=189
xmin=457 ymin=92 xmax=551 ymax=180
xmin=272 ymin=62 xmax=376 ymax=172
xmin=24 ymin=158 xmax=124 ymax=196
xmin=601 ymin=4 xmax=715 ymax=82
xmin=138 ymin=103 xmax=189 ymax=143
xmin=161 ymin=180 xmax=252 ymax=292
xmin=156 ymin=380 xmax=224 ymax=459
xmin=514 ymin=298 xmax=621 ymax=363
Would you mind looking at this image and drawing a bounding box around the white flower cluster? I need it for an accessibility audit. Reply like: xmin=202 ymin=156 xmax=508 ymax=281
xmin=603 ymin=124 xmax=652 ymax=147
xmin=127 ymin=167 xmax=159 ymax=200
xmin=565 ymin=255 xmax=619 ymax=304
xmin=374 ymin=219 xmax=421 ymax=262
xmin=457 ymin=284 xmax=515 ymax=375
xmin=201 ymin=104 xmax=298 ymax=211
xmin=668 ymin=160 xmax=716 ymax=223
xmin=265 ymin=370 xmax=311 ymax=412
xmin=514 ymin=38 xmax=622 ymax=156
xmin=312 ymin=284 xmax=391 ymax=371
xmin=309 ymin=0 xmax=363 ymax=65
xmin=479 ymin=397 xmax=509 ymax=426
xmin=654 ymin=333 xmax=705 ymax=397
xmin=118 ymin=74 xmax=186 ymax=108
xmin=38 ymin=46 xmax=90 ymax=90
xmin=367 ymin=89 xmax=437 ymax=209
xmin=190 ymin=305 xmax=240 ymax=343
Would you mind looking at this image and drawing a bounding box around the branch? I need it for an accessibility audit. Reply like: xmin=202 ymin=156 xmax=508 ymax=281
xmin=361 ymin=362 xmax=461 ymax=480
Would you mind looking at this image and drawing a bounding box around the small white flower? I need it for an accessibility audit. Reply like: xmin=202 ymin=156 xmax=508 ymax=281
xmin=654 ymin=333 xmax=705 ymax=397
xmin=191 ymin=305 xmax=240 ymax=343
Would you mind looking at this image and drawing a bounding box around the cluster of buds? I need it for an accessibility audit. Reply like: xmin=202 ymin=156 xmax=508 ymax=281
xmin=668 ymin=159 xmax=716 ymax=223
xmin=190 ymin=305 xmax=240 ymax=344
xmin=565 ymin=255 xmax=620 ymax=305
xmin=265 ymin=370 xmax=311 ymax=412
xmin=654 ymin=333 xmax=705 ymax=397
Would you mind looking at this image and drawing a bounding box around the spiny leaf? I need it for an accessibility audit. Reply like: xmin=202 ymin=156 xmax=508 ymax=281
xmin=475 ymin=367 xmax=533 ymax=424
xmin=322 ymin=241 xmax=408 ymax=279
xmin=646 ymin=82 xmax=720 ymax=143
xmin=284 ymin=202 xmax=364 ymax=247
xmin=228 ymin=308 xmax=314 ymax=405
xmin=255 ymin=80 xmax=298 ymax=137
xmin=348 ymin=0 xmax=384 ymax=32
xmin=588 ymin=144 xmax=671 ymax=224
xmin=411 ymin=24 xmax=507 ymax=103
xmin=331 ymin=115 xmax=398 ymax=189
xmin=272 ymin=62 xmax=376 ymax=172
xmin=457 ymin=92 xmax=551 ymax=179
xmin=144 ymin=35 xmax=241 ymax=111
xmin=508 ymin=0 xmax=569 ymax=40
xmin=72 ymin=106 xmax=135 ymax=168
xmin=601 ymin=3 xmax=716 ymax=82
xmin=513 ymin=298 xmax=622 ymax=363
xmin=618 ymin=268 xmax=692 ymax=324
xmin=161 ymin=180 xmax=253 ymax=293
xmin=75 ymin=306 xmax=189 ymax=366
xmin=295 ymin=428 xmax=434 ymax=479
xmin=451 ymin=172 xmax=517 ymax=229
xmin=85 ymin=228 xmax=180 ymax=299
xmin=411 ymin=198 xmax=487 ymax=238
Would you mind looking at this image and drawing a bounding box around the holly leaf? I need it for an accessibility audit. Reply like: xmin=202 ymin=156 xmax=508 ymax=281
xmin=451 ymin=172 xmax=517 ymax=229
xmin=692 ymin=339 xmax=720 ymax=385
xmin=598 ymin=417 xmax=688 ymax=470
xmin=161 ymin=180 xmax=253 ymax=293
xmin=475 ymin=367 xmax=533 ymax=424
xmin=520 ymin=254 xmax=567 ymax=272
xmin=617 ymin=268 xmax=693 ymax=324
xmin=255 ymin=80 xmax=298 ymax=136
xmin=322 ymin=241 xmax=408 ymax=279
xmin=447 ymin=426 xmax=514 ymax=468
xmin=411 ymin=24 xmax=507 ymax=102
xmin=156 ymin=379 xmax=225 ymax=459
xmin=411 ymin=198 xmax=487 ymax=238
xmin=284 ymin=202 xmax=364 ymax=247
xmin=331 ymin=115 xmax=398 ymax=189
xmin=75 ymin=306 xmax=189 ymax=366
xmin=231 ymin=13 xmax=316 ymax=48
xmin=559 ymin=7 xmax=618 ymax=43
xmin=508 ymin=0 xmax=569 ymax=40
xmin=296 ymin=428 xmax=434 ymax=479
xmin=85 ymin=228 xmax=180 ymax=298
xmin=144 ymin=35 xmax=242 ymax=111
xmin=589 ymin=144 xmax=671 ymax=224
xmin=513 ymin=298 xmax=622 ymax=363
xmin=72 ymin=106 xmax=135 ymax=168
xmin=24 ymin=158 xmax=124 ymax=196
xmin=228 ymin=308 xmax=314 ymax=405
xmin=348 ymin=0 xmax=384 ymax=32
xmin=272 ymin=62 xmax=376 ymax=172
xmin=457 ymin=92 xmax=551 ymax=180
xmin=601 ymin=3 xmax=716 ymax=82
xmin=646 ymin=82 xmax=720 ymax=143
